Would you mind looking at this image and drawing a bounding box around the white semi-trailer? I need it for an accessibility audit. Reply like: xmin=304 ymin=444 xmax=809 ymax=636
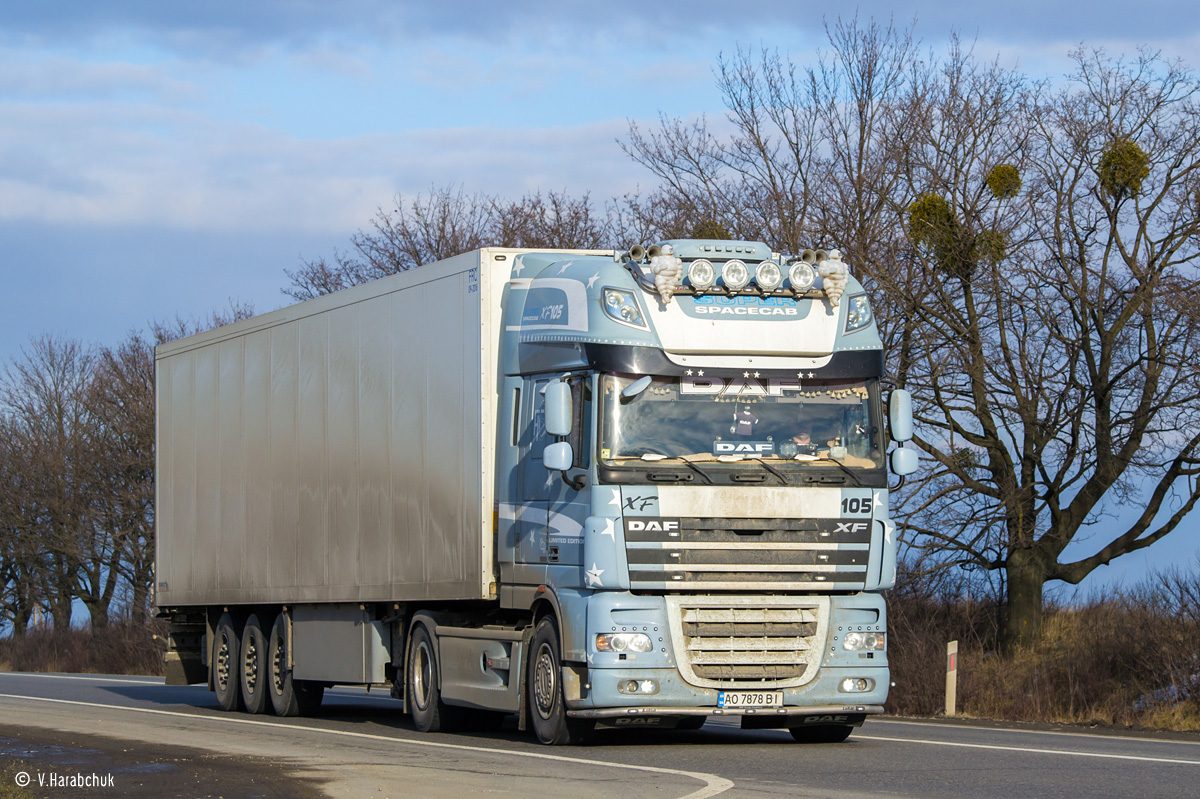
xmin=156 ymin=240 xmax=917 ymax=744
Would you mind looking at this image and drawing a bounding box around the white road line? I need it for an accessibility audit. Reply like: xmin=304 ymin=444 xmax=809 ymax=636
xmin=855 ymin=734 xmax=1200 ymax=765
xmin=0 ymin=673 xmax=160 ymax=685
xmin=872 ymin=717 xmax=1200 ymax=746
xmin=0 ymin=694 xmax=734 ymax=799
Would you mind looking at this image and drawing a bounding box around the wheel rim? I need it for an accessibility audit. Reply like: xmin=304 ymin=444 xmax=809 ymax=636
xmin=216 ymin=631 xmax=232 ymax=692
xmin=271 ymin=634 xmax=286 ymax=695
xmin=533 ymin=642 xmax=557 ymax=720
xmin=243 ymin=633 xmax=259 ymax=694
xmin=413 ymin=640 xmax=433 ymax=710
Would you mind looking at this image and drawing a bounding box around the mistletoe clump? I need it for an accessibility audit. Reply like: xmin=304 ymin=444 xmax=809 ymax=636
xmin=908 ymin=193 xmax=975 ymax=280
xmin=1098 ymin=138 xmax=1151 ymax=199
xmin=986 ymin=163 xmax=1022 ymax=200
xmin=690 ymin=219 xmax=731 ymax=240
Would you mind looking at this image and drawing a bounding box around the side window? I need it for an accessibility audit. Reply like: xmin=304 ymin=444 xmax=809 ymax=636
xmin=568 ymin=376 xmax=592 ymax=469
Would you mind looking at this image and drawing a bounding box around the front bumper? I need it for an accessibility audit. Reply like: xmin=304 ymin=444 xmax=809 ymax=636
xmin=569 ymin=702 xmax=883 ymax=720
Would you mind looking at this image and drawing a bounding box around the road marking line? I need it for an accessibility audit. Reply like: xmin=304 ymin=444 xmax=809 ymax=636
xmin=872 ymin=717 xmax=1200 ymax=747
xmin=0 ymin=694 xmax=733 ymax=799
xmin=0 ymin=673 xmax=159 ymax=685
xmin=855 ymin=734 xmax=1200 ymax=765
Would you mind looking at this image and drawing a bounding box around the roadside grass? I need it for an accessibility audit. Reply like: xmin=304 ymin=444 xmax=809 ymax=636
xmin=886 ymin=570 xmax=1200 ymax=732
xmin=0 ymin=761 xmax=33 ymax=799
xmin=0 ymin=621 xmax=165 ymax=676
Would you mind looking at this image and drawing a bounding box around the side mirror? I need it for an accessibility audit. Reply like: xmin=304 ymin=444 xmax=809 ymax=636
xmin=889 ymin=389 xmax=913 ymax=443
xmin=891 ymin=447 xmax=918 ymax=476
xmin=545 ymin=382 xmax=572 ymax=437
xmin=622 ymin=375 xmax=653 ymax=398
xmin=544 ymin=441 xmax=573 ymax=472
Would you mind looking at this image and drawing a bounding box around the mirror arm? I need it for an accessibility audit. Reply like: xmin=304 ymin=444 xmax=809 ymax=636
xmin=561 ymin=471 xmax=587 ymax=491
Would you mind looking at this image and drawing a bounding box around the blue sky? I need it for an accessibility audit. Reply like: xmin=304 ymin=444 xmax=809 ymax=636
xmin=2 ymin=2 xmax=1198 ymax=593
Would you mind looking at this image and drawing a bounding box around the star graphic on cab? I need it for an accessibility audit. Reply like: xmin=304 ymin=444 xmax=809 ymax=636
xmin=585 ymin=563 xmax=605 ymax=587
xmin=600 ymin=518 xmax=616 ymax=539
xmin=587 ymin=273 xmax=599 ymax=289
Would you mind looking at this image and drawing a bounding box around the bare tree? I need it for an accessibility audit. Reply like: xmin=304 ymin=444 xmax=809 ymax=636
xmin=284 ymin=187 xmax=634 ymax=300
xmin=89 ymin=332 xmax=157 ymax=624
xmin=894 ymin=47 xmax=1200 ymax=646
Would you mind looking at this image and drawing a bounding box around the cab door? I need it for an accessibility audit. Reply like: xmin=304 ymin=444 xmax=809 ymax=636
xmin=515 ymin=376 xmax=552 ymax=565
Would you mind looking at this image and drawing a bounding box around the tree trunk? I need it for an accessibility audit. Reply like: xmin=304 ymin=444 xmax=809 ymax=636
xmin=130 ymin=581 xmax=149 ymax=626
xmin=10 ymin=607 xmax=32 ymax=639
xmin=84 ymin=598 xmax=110 ymax=629
xmin=1002 ymin=548 xmax=1046 ymax=650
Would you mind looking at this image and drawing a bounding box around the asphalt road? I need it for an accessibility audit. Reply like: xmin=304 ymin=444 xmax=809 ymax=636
xmin=2 ymin=671 xmax=1199 ymax=798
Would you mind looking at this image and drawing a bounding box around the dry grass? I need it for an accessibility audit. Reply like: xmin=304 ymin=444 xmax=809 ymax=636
xmin=885 ymin=571 xmax=1200 ymax=731
xmin=0 ymin=761 xmax=33 ymax=799
xmin=0 ymin=620 xmax=165 ymax=676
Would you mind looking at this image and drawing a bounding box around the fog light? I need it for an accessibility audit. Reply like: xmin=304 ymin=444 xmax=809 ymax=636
xmin=839 ymin=677 xmax=875 ymax=693
xmin=722 ymin=259 xmax=750 ymax=290
xmin=789 ymin=261 xmax=816 ymax=291
xmin=755 ymin=260 xmax=783 ymax=290
xmin=688 ymin=259 xmax=716 ymax=290
xmin=618 ymin=678 xmax=658 ymax=695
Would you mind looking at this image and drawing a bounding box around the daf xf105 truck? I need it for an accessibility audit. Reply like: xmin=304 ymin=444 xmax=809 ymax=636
xmin=156 ymin=239 xmax=918 ymax=745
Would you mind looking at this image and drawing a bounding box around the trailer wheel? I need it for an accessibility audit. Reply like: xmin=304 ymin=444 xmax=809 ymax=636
xmin=213 ymin=613 xmax=244 ymax=712
xmin=240 ymin=614 xmax=272 ymax=714
xmin=407 ymin=624 xmax=464 ymax=732
xmin=527 ymin=617 xmax=593 ymax=745
xmin=788 ymin=724 xmax=853 ymax=743
xmin=267 ymin=613 xmax=324 ymax=717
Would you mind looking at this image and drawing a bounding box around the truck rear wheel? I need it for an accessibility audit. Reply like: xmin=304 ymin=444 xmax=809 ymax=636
xmin=240 ymin=613 xmax=272 ymax=714
xmin=213 ymin=613 xmax=244 ymax=712
xmin=408 ymin=624 xmax=464 ymax=732
xmin=267 ymin=613 xmax=324 ymax=717
xmin=527 ymin=617 xmax=593 ymax=745
xmin=788 ymin=724 xmax=853 ymax=743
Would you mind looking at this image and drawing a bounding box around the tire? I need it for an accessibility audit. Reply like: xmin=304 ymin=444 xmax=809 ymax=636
xmin=213 ymin=613 xmax=244 ymax=712
xmin=788 ymin=724 xmax=853 ymax=743
xmin=267 ymin=613 xmax=324 ymax=717
xmin=675 ymin=716 xmax=707 ymax=731
xmin=240 ymin=613 xmax=273 ymax=714
xmin=407 ymin=624 xmax=464 ymax=732
xmin=527 ymin=617 xmax=594 ymax=745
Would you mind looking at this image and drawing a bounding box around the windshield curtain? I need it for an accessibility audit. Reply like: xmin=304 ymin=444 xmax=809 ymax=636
xmin=599 ymin=373 xmax=884 ymax=470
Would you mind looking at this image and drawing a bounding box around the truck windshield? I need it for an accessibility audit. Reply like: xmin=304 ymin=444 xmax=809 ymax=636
xmin=598 ymin=373 xmax=884 ymax=473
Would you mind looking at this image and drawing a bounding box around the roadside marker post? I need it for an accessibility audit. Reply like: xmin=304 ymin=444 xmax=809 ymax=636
xmin=945 ymin=640 xmax=958 ymax=717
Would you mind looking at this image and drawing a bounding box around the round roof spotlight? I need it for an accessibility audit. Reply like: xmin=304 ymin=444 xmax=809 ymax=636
xmin=789 ymin=261 xmax=816 ymax=291
xmin=722 ymin=259 xmax=750 ymax=291
xmin=688 ymin=258 xmax=716 ymax=290
xmin=755 ymin=260 xmax=783 ymax=291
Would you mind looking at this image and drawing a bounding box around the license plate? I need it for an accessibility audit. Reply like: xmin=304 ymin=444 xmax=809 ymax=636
xmin=717 ymin=691 xmax=784 ymax=708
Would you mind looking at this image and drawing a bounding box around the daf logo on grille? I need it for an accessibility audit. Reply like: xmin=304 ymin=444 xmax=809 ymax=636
xmin=625 ymin=519 xmax=680 ymax=533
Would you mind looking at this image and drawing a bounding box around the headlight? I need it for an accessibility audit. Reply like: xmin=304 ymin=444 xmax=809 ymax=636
xmin=755 ymin=260 xmax=783 ymax=290
xmin=722 ymin=259 xmax=750 ymax=290
xmin=843 ymin=631 xmax=885 ymax=651
xmin=596 ymin=633 xmax=653 ymax=652
xmin=688 ymin=259 xmax=716 ymax=290
xmin=789 ymin=261 xmax=816 ymax=291
xmin=601 ymin=288 xmax=646 ymax=328
xmin=844 ymin=294 xmax=873 ymax=333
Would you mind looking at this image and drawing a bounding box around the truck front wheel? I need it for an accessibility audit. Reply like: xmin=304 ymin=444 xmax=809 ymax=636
xmin=527 ymin=617 xmax=593 ymax=745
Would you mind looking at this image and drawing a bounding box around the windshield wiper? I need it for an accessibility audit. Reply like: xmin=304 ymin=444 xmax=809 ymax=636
xmin=677 ymin=455 xmax=715 ymax=485
xmin=748 ymin=458 xmax=789 ymax=485
xmin=805 ymin=457 xmax=862 ymax=487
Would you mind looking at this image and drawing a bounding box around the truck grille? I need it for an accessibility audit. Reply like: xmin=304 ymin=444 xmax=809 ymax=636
xmin=626 ymin=516 xmax=871 ymax=592
xmin=666 ymin=596 xmax=829 ymax=688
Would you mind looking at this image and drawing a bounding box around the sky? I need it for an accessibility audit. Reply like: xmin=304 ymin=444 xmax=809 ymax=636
xmin=2 ymin=2 xmax=1199 ymax=595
